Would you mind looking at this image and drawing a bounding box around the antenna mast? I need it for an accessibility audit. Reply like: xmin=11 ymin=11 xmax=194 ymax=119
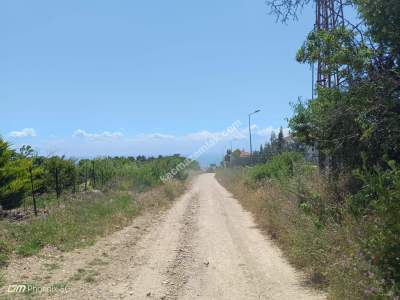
xmin=315 ymin=0 xmax=346 ymax=88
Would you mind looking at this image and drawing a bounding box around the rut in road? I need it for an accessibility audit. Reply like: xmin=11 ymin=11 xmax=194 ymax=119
xmin=5 ymin=174 xmax=325 ymax=300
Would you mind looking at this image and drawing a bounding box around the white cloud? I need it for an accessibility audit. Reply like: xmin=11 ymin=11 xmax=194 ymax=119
xmin=150 ymin=133 xmax=176 ymax=140
xmin=253 ymin=126 xmax=289 ymax=138
xmin=70 ymin=125 xmax=287 ymax=148
xmin=134 ymin=125 xmax=246 ymax=143
xmin=9 ymin=128 xmax=37 ymax=138
xmin=187 ymin=125 xmax=288 ymax=142
xmin=73 ymin=129 xmax=123 ymax=140
xmin=184 ymin=127 xmax=247 ymax=142
xmin=137 ymin=133 xmax=177 ymax=140
xmin=185 ymin=130 xmax=217 ymax=141
xmin=25 ymin=125 xmax=289 ymax=164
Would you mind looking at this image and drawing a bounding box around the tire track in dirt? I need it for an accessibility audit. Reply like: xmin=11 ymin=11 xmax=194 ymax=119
xmin=2 ymin=174 xmax=325 ymax=300
xmin=162 ymin=192 xmax=200 ymax=299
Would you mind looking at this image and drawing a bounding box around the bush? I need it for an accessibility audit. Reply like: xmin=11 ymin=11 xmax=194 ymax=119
xmin=249 ymin=151 xmax=304 ymax=182
xmin=0 ymin=139 xmax=28 ymax=209
xmin=350 ymin=161 xmax=400 ymax=294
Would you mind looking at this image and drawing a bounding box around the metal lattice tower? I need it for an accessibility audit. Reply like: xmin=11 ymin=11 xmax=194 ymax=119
xmin=315 ymin=0 xmax=346 ymax=88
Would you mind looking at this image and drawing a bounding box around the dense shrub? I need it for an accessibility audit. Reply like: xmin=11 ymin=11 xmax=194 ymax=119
xmin=350 ymin=161 xmax=400 ymax=293
xmin=0 ymin=139 xmax=27 ymax=209
xmin=249 ymin=151 xmax=305 ymax=182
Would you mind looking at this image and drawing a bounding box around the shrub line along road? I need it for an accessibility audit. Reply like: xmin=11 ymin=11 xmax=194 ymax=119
xmin=3 ymin=174 xmax=325 ymax=299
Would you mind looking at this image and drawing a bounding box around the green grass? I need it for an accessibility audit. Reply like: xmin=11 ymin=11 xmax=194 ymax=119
xmin=0 ymin=180 xmax=185 ymax=265
xmin=0 ymin=179 xmax=187 ymax=299
xmin=0 ymin=178 xmax=185 ymax=284
xmin=0 ymin=230 xmax=13 ymax=269
xmin=16 ymin=240 xmax=42 ymax=257
xmin=0 ymin=253 xmax=8 ymax=267
xmin=8 ymin=193 xmax=140 ymax=257
xmin=249 ymin=151 xmax=304 ymax=183
xmin=69 ymin=268 xmax=99 ymax=283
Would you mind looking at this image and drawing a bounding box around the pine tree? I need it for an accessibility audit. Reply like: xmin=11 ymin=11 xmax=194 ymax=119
xmin=0 ymin=139 xmax=27 ymax=209
xmin=277 ymin=127 xmax=285 ymax=153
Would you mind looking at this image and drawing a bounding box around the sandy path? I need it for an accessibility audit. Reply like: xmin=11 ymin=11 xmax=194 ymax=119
xmin=2 ymin=174 xmax=324 ymax=300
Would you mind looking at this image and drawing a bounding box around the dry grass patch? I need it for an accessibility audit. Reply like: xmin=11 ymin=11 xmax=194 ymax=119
xmin=216 ymin=168 xmax=389 ymax=299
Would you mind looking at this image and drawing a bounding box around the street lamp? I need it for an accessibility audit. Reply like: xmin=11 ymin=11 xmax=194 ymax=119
xmin=248 ymin=109 xmax=261 ymax=161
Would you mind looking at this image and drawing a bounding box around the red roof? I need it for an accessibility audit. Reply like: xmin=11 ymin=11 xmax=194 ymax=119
xmin=239 ymin=151 xmax=251 ymax=158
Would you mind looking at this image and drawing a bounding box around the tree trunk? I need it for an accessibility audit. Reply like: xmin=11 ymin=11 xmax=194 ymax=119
xmin=29 ymin=168 xmax=37 ymax=216
xmin=92 ymin=161 xmax=96 ymax=188
xmin=55 ymin=167 xmax=60 ymax=199
xmin=84 ymin=165 xmax=88 ymax=191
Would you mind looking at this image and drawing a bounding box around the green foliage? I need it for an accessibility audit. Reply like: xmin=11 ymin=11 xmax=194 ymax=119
xmin=232 ymin=149 xmax=241 ymax=158
xmin=217 ymin=166 xmax=397 ymax=299
xmin=0 ymin=139 xmax=27 ymax=209
xmin=289 ymin=3 xmax=400 ymax=293
xmin=12 ymin=193 xmax=139 ymax=256
xmin=354 ymin=0 xmax=400 ymax=57
xmin=0 ymin=142 xmax=192 ymax=272
xmin=277 ymin=126 xmax=285 ymax=152
xmin=260 ymin=0 xmax=400 ymax=297
xmin=226 ymin=127 xmax=302 ymax=167
xmin=289 ymin=0 xmax=400 ymax=172
xmin=44 ymin=156 xmax=77 ymax=198
xmin=0 ymin=239 xmax=11 ymax=267
xmin=250 ymin=151 xmax=304 ymax=182
xmin=350 ymin=161 xmax=400 ymax=292
xmin=0 ymin=179 xmax=185 ymax=260
xmin=296 ymin=27 xmax=372 ymax=79
xmin=289 ymin=87 xmax=366 ymax=170
xmin=0 ymin=136 xmax=195 ymax=211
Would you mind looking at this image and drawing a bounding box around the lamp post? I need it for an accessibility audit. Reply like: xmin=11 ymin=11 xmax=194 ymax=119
xmin=248 ymin=109 xmax=261 ymax=162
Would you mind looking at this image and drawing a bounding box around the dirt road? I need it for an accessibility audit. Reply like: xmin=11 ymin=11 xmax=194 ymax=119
xmin=3 ymin=174 xmax=324 ymax=299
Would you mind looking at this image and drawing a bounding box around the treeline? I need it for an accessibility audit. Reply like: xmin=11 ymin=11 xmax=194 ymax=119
xmin=0 ymin=137 xmax=198 ymax=214
xmin=224 ymin=127 xmax=306 ymax=166
xmin=253 ymin=127 xmax=306 ymax=164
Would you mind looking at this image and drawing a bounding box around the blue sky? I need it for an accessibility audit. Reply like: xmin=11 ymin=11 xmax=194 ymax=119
xmin=1 ymin=0 xmax=316 ymax=165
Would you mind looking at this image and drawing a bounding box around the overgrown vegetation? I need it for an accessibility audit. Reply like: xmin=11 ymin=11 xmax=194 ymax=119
xmin=1 ymin=180 xmax=185 ymax=258
xmin=217 ymin=152 xmax=399 ymax=299
xmin=0 ymin=137 xmax=198 ymax=269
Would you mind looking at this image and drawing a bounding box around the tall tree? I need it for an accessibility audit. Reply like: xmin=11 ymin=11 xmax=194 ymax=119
xmin=0 ymin=139 xmax=26 ymax=209
xmin=277 ymin=127 xmax=285 ymax=153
